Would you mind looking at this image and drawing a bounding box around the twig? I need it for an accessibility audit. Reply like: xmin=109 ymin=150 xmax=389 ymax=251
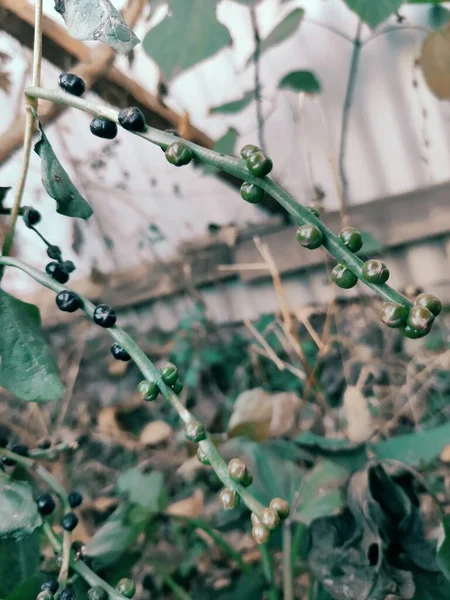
xmin=0 ymin=0 xmax=43 ymax=268
xmin=58 ymin=531 xmax=72 ymax=589
xmin=250 ymin=7 xmax=265 ymax=151
xmin=283 ymin=521 xmax=293 ymax=600
xmin=260 ymin=543 xmax=279 ymax=600
xmin=163 ymin=574 xmax=193 ymax=600
xmin=24 ymin=85 xmax=414 ymax=310
xmin=338 ymin=20 xmax=363 ymax=228
xmin=245 ymin=318 xmax=285 ymax=371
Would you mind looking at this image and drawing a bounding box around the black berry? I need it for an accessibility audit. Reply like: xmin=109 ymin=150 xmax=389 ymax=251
xmin=61 ymin=512 xmax=79 ymax=532
xmin=46 ymin=262 xmax=69 ymax=284
xmin=110 ymin=343 xmax=131 ymax=361
xmin=42 ymin=579 xmax=59 ymax=594
xmin=1 ymin=456 xmax=16 ymax=467
xmin=93 ymin=304 xmax=117 ymax=328
xmin=0 ymin=435 xmax=8 ymax=448
xmin=22 ymin=206 xmax=41 ymax=228
xmin=58 ymin=72 xmax=86 ymax=97
xmin=56 ymin=290 xmax=82 ymax=313
xmin=90 ymin=118 xmax=118 ymax=140
xmin=47 ymin=245 xmax=62 ymax=261
xmin=59 ymin=588 xmax=75 ymax=600
xmin=38 ymin=439 xmax=52 ymax=450
xmin=37 ymin=493 xmax=56 ymax=516
xmin=118 ymin=107 xmax=146 ymax=132
xmin=11 ymin=443 xmax=29 ymax=457
xmin=62 ymin=260 xmax=76 ymax=273
xmin=68 ymin=491 xmax=83 ymax=509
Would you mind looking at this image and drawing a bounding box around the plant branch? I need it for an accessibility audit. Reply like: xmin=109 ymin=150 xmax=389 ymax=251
xmin=0 ymin=256 xmax=266 ymax=519
xmin=338 ymin=20 xmax=363 ymax=227
xmin=1 ymin=0 xmax=44 ymax=267
xmin=163 ymin=574 xmax=193 ymax=600
xmin=260 ymin=543 xmax=279 ymax=600
xmin=58 ymin=531 xmax=72 ymax=589
xmin=24 ymin=86 xmax=412 ymax=309
xmin=250 ymin=7 xmax=265 ymax=151
xmin=283 ymin=522 xmax=293 ymax=600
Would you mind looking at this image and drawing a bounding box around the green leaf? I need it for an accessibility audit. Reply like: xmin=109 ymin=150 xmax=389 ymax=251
xmin=246 ymin=8 xmax=304 ymax=65
xmin=428 ymin=5 xmax=450 ymax=29
xmin=0 ymin=289 xmax=65 ymax=403
xmin=296 ymin=431 xmax=364 ymax=454
xmin=371 ymin=421 xmax=450 ymax=467
xmin=0 ymin=478 xmax=42 ymax=596
xmin=209 ymin=90 xmax=255 ymax=115
xmin=143 ymin=0 xmax=232 ymax=80
xmin=437 ymin=516 xmax=450 ymax=579
xmin=341 ymin=0 xmax=403 ymax=28
xmin=32 ymin=111 xmax=93 ymax=220
xmin=295 ymin=460 xmax=349 ymax=525
xmin=54 ymin=0 xmax=140 ymax=54
xmin=5 ymin=574 xmax=46 ymax=600
xmin=117 ymin=468 xmax=167 ymax=512
xmin=278 ymin=70 xmax=321 ymax=94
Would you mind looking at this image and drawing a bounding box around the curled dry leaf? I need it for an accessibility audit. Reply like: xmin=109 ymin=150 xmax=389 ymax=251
xmin=140 ymin=420 xmax=173 ymax=446
xmin=421 ymin=26 xmax=450 ymax=99
xmin=97 ymin=406 xmax=141 ymax=449
xmin=343 ymin=385 xmax=374 ymax=443
xmin=166 ymin=489 xmax=204 ymax=518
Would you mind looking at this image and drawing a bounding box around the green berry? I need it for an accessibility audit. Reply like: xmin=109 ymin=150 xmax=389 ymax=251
xmin=260 ymin=507 xmax=280 ymax=530
xmin=296 ymin=224 xmax=323 ymax=249
xmin=165 ymin=142 xmax=192 ymax=166
xmin=219 ymin=487 xmax=239 ymax=510
xmin=240 ymin=144 xmax=260 ymax=159
xmin=116 ymin=578 xmax=136 ymax=598
xmin=227 ymin=458 xmax=248 ymax=483
xmin=161 ymin=363 xmax=178 ymax=385
xmin=88 ymin=586 xmax=108 ymax=600
xmin=407 ymin=305 xmax=434 ymax=332
xmin=339 ymin=227 xmax=363 ymax=252
xmin=240 ymin=182 xmax=264 ymax=204
xmin=269 ymin=497 xmax=290 ymax=520
xmin=307 ymin=206 xmax=321 ymax=219
xmin=331 ymin=264 xmax=357 ymax=289
xmin=197 ymin=446 xmax=211 ymax=465
xmin=402 ymin=324 xmax=429 ymax=339
xmin=184 ymin=420 xmax=206 ymax=443
xmin=414 ymin=292 xmax=441 ymax=317
xmin=172 ymin=380 xmax=183 ymax=394
xmin=138 ymin=380 xmax=159 ymax=402
xmin=362 ymin=259 xmax=390 ymax=284
xmin=252 ymin=524 xmax=269 ymax=544
xmin=380 ymin=302 xmax=409 ymax=328
xmin=246 ymin=151 xmax=273 ymax=177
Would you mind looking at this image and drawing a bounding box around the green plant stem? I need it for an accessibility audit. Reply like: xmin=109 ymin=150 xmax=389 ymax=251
xmin=24 ymin=86 xmax=411 ymax=309
xmin=0 ymin=448 xmax=70 ymax=511
xmin=58 ymin=531 xmax=72 ymax=589
xmin=30 ymin=440 xmax=78 ymax=459
xmin=260 ymin=543 xmax=279 ymax=600
xmin=171 ymin=515 xmax=250 ymax=573
xmin=163 ymin=574 xmax=193 ymax=600
xmin=283 ymin=522 xmax=293 ymax=600
xmin=1 ymin=0 xmax=44 ymax=268
xmin=42 ymin=522 xmax=128 ymax=600
xmin=0 ymin=256 xmax=265 ymax=520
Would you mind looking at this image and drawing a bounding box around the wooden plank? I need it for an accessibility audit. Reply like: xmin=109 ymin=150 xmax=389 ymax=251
xmin=236 ymin=181 xmax=450 ymax=281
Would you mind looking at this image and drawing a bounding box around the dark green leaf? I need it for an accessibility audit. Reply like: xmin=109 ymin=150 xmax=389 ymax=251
xmin=0 ymin=477 xmax=42 ymax=596
xmin=209 ymin=90 xmax=255 ymax=115
xmin=342 ymin=0 xmax=403 ymax=28
xmin=371 ymin=421 xmax=450 ymax=467
xmin=143 ymin=0 xmax=232 ymax=80
xmin=5 ymin=574 xmax=46 ymax=600
xmin=246 ymin=8 xmax=304 ymax=65
xmin=32 ymin=111 xmax=93 ymax=220
xmin=413 ymin=571 xmax=450 ymax=599
xmin=54 ymin=0 xmax=140 ymax=54
xmin=428 ymin=5 xmax=450 ymax=29
xmin=295 ymin=431 xmax=365 ymax=454
xmin=278 ymin=70 xmax=321 ymax=94
xmin=0 ymin=289 xmax=65 ymax=403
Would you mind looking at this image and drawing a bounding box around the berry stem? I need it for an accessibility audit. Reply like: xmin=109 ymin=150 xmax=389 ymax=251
xmin=58 ymin=531 xmax=72 ymax=589
xmin=260 ymin=543 xmax=279 ymax=600
xmin=42 ymin=522 xmax=129 ymax=600
xmin=1 ymin=0 xmax=44 ymax=274
xmin=24 ymin=86 xmax=411 ymax=309
xmin=0 ymin=257 xmax=265 ymax=519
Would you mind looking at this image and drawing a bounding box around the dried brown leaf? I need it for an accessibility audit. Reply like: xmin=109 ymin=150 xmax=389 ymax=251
xmin=140 ymin=420 xmax=173 ymax=446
